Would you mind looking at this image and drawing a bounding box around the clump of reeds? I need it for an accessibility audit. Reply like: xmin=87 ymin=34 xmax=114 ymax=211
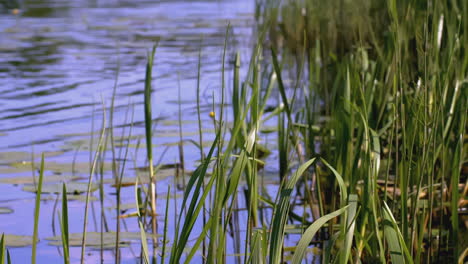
xmin=1 ymin=1 xmax=466 ymax=263
xmin=256 ymin=0 xmax=468 ymax=262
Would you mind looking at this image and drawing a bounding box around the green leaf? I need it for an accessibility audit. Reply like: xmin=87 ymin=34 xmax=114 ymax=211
xmin=382 ymin=202 xmax=413 ymax=264
xmin=60 ymin=183 xmax=70 ymax=264
xmin=31 ymin=153 xmax=45 ymax=264
xmin=269 ymin=158 xmax=316 ymax=264
xmin=1 ymin=234 xmax=5 ymax=264
xmin=342 ymin=194 xmax=358 ymax=264
xmin=292 ymin=206 xmax=349 ymax=264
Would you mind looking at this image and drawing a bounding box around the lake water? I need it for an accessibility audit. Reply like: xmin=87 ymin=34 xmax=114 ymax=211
xmin=0 ymin=0 xmax=259 ymax=263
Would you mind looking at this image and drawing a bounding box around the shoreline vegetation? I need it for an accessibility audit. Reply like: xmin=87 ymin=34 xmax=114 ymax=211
xmin=1 ymin=0 xmax=467 ymax=263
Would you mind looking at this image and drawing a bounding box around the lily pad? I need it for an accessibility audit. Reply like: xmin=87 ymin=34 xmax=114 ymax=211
xmin=41 ymin=194 xmax=99 ymax=202
xmin=0 ymin=151 xmax=64 ymax=163
xmin=0 ymin=207 xmax=13 ymax=214
xmin=22 ymin=182 xmax=99 ymax=194
xmin=46 ymin=232 xmax=159 ymax=249
xmin=160 ymin=120 xmax=197 ymax=126
xmin=165 ymin=100 xmax=197 ymax=105
xmin=60 ymin=138 xmax=103 ymax=151
xmin=155 ymin=129 xmax=214 ymax=138
xmin=107 ymin=194 xmax=182 ymax=212
xmin=0 ymin=175 xmax=83 ymax=185
xmin=2 ymin=234 xmax=35 ymax=247
xmin=103 ymin=176 xmax=151 ymax=186
xmin=0 ymin=166 xmax=28 ymax=174
xmin=115 ymin=139 xmax=224 ymax=149
xmin=6 ymin=161 xmax=112 ymax=174
xmin=103 ymin=169 xmax=187 ymax=187
xmin=107 ymin=203 xmax=138 ymax=211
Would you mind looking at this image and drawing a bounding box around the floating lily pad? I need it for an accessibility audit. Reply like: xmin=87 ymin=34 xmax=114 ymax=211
xmin=60 ymin=138 xmax=103 ymax=151
xmin=103 ymin=169 xmax=186 ymax=187
xmin=0 ymin=151 xmax=64 ymax=163
xmin=155 ymin=129 xmax=214 ymax=138
xmin=0 ymin=166 xmax=28 ymax=174
xmin=107 ymin=203 xmax=138 ymax=211
xmin=0 ymin=175 xmax=83 ymax=185
xmin=22 ymin=182 xmax=99 ymax=194
xmin=107 ymin=194 xmax=182 ymax=212
xmin=88 ymin=25 xmax=129 ymax=31
xmin=160 ymin=120 xmax=197 ymax=126
xmin=115 ymin=139 xmax=224 ymax=149
xmin=58 ymin=131 xmax=91 ymax=138
xmin=2 ymin=234 xmax=35 ymax=247
xmin=46 ymin=232 xmax=159 ymax=249
xmin=165 ymin=100 xmax=197 ymax=105
xmin=132 ymin=166 xmax=184 ymax=173
xmin=41 ymin=194 xmax=98 ymax=202
xmin=0 ymin=207 xmax=13 ymax=214
xmin=103 ymin=176 xmax=151 ymax=186
xmin=6 ymin=161 xmax=112 ymax=174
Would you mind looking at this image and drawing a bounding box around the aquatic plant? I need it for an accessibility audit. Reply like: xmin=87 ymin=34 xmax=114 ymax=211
xmin=1 ymin=0 xmax=466 ymax=263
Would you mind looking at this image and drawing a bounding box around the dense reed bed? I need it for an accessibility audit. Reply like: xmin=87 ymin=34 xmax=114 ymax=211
xmin=1 ymin=0 xmax=467 ymax=263
xmin=257 ymin=0 xmax=467 ymax=262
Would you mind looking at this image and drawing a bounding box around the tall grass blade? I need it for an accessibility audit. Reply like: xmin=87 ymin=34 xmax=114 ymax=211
xmin=291 ymin=205 xmax=349 ymax=264
xmin=144 ymin=44 xmax=159 ymax=257
xmin=248 ymin=230 xmax=265 ymax=264
xmin=80 ymin=99 xmax=106 ymax=264
xmin=1 ymin=234 xmax=5 ymax=264
xmin=183 ymin=218 xmax=213 ymax=264
xmin=169 ymin=132 xmax=220 ymax=263
xmin=60 ymin=183 xmax=70 ymax=264
xmin=31 ymin=153 xmax=45 ymax=264
xmin=319 ymin=158 xmax=347 ymax=206
xmin=382 ymin=202 xmax=413 ymax=264
xmin=270 ymin=47 xmax=291 ymax=117
xmin=341 ymin=194 xmax=358 ymax=264
xmin=451 ymin=132 xmax=462 ymax=259
xmin=135 ymin=178 xmax=149 ymax=264
xmin=161 ymin=185 xmax=170 ymax=264
xmin=269 ymin=158 xmax=316 ymax=264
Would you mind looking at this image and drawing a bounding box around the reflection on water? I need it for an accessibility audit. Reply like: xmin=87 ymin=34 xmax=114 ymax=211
xmin=0 ymin=0 xmax=255 ymax=262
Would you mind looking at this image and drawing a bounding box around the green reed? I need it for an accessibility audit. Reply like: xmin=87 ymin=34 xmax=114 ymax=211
xmin=143 ymin=44 xmax=158 ymax=261
xmin=80 ymin=99 xmax=106 ymax=264
xmin=31 ymin=154 xmax=44 ymax=264
xmin=3 ymin=1 xmax=465 ymax=263
xmin=257 ymin=0 xmax=467 ymax=262
xmin=59 ymin=184 xmax=69 ymax=264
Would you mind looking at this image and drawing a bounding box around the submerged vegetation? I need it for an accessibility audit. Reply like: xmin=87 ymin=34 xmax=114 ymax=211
xmin=1 ymin=0 xmax=467 ymax=263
